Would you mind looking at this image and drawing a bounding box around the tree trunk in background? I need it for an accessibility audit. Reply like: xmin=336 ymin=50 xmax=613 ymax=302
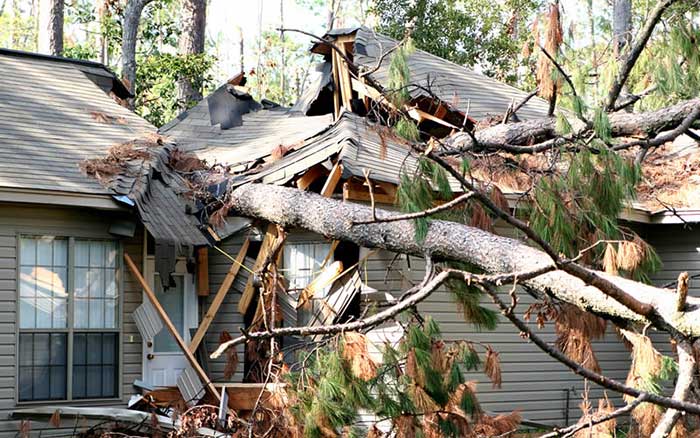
xmin=327 ymin=0 xmax=338 ymax=30
xmin=613 ymin=0 xmax=633 ymax=57
xmin=176 ymin=0 xmax=207 ymax=111
xmin=122 ymin=0 xmax=153 ymax=110
xmin=238 ymin=26 xmax=244 ymax=74
xmin=613 ymin=0 xmax=633 ymax=109
xmin=38 ymin=0 xmax=64 ymax=55
xmin=280 ymin=0 xmax=286 ymax=104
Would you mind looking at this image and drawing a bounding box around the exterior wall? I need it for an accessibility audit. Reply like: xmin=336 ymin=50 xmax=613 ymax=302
xmin=0 ymin=203 xmax=144 ymax=437
xmin=362 ymin=248 xmax=632 ymax=427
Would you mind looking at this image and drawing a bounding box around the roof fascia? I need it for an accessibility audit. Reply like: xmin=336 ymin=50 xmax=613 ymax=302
xmin=0 ymin=187 xmax=128 ymax=211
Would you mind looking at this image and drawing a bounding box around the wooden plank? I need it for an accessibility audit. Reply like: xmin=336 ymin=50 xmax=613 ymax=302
xmin=331 ymin=51 xmax=341 ymax=118
xmin=296 ymin=165 xmax=327 ymax=191
xmin=189 ymin=239 xmax=250 ymax=353
xmin=123 ymin=253 xmax=221 ymax=403
xmin=196 ymin=247 xmax=210 ymax=297
xmin=343 ymin=180 xmax=396 ymax=205
xmin=321 ymin=162 xmax=343 ymax=197
xmin=351 ymin=78 xmax=396 ymax=110
xmin=337 ymin=43 xmax=353 ymax=110
xmin=212 ymin=383 xmax=280 ymax=411
xmin=238 ymin=225 xmax=279 ymax=315
xmin=407 ymin=107 xmax=459 ymax=130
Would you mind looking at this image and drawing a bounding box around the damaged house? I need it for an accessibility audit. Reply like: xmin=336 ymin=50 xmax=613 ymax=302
xmin=1 ymin=27 xmax=699 ymax=436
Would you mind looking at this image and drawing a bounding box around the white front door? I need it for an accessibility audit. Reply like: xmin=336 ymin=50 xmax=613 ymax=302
xmin=143 ymin=257 xmax=198 ymax=387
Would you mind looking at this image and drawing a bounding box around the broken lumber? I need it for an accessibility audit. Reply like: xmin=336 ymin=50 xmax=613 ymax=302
xmin=189 ymin=239 xmax=250 ymax=353
xmin=124 ymin=253 xmax=221 ymax=403
xmin=238 ymin=225 xmax=280 ymax=315
xmin=197 ymin=247 xmax=210 ymax=296
xmin=321 ymin=162 xmax=343 ymax=197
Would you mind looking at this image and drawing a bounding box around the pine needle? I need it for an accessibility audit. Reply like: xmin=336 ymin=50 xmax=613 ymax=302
xmin=341 ymin=332 xmax=378 ymax=381
xmin=484 ymin=346 xmax=502 ymax=389
xmin=602 ymin=243 xmax=619 ymax=275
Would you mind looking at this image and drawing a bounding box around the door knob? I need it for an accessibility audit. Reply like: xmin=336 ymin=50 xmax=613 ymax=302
xmin=147 ymin=353 xmax=155 ymax=360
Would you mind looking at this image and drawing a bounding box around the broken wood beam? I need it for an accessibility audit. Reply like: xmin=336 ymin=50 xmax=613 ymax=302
xmin=321 ymin=162 xmax=343 ymax=197
xmin=343 ymin=179 xmax=396 ymax=205
xmin=238 ymin=225 xmax=280 ymax=315
xmin=190 ymin=239 xmax=250 ymax=353
xmin=197 ymin=247 xmax=210 ymax=297
xmin=296 ymin=165 xmax=327 ymax=191
xmin=124 ymin=253 xmax=221 ymax=403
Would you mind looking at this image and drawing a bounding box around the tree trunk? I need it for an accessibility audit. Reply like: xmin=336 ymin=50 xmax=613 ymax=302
xmin=176 ymin=0 xmax=206 ymax=111
xmin=238 ymin=26 xmax=244 ymax=74
xmin=280 ymin=0 xmax=285 ymax=104
xmin=121 ymin=0 xmax=153 ymax=109
xmin=38 ymin=0 xmax=63 ymax=55
xmin=613 ymin=0 xmax=632 ymax=57
xmin=222 ymin=183 xmax=700 ymax=337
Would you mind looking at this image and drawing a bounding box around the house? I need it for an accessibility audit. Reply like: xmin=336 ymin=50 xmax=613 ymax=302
xmin=0 ymin=26 xmax=697 ymax=437
xmin=154 ymin=26 xmax=697 ymax=427
xmin=0 ymin=49 xmax=214 ymax=437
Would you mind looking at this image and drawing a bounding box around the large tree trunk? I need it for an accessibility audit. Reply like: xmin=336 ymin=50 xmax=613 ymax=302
xmin=38 ymin=0 xmax=63 ymax=55
xmin=121 ymin=0 xmax=153 ymax=110
xmin=222 ymin=183 xmax=700 ymax=337
xmin=176 ymin=0 xmax=206 ymax=111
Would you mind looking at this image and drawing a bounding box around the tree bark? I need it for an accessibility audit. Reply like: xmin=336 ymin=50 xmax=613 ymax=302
xmin=121 ymin=0 xmax=153 ymax=109
xmin=222 ymin=183 xmax=700 ymax=337
xmin=613 ymin=0 xmax=632 ymax=57
xmin=38 ymin=0 xmax=63 ymax=56
xmin=651 ymin=341 xmax=697 ymax=438
xmin=176 ymin=0 xmax=206 ymax=111
xmin=445 ymin=97 xmax=700 ymax=152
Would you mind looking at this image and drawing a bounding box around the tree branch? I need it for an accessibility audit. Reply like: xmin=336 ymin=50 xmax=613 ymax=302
xmin=477 ymin=281 xmax=700 ymax=416
xmin=220 ymin=183 xmax=700 ymax=337
xmin=604 ymin=0 xmax=682 ymax=111
xmin=650 ymin=340 xmax=697 ymax=438
xmin=539 ymin=395 xmax=648 ymax=438
xmin=352 ymin=191 xmax=475 ymax=224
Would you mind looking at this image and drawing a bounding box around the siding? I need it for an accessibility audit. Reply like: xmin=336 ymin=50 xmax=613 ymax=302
xmin=362 ymin=248 xmax=632 ymax=426
xmin=0 ymin=203 xmax=143 ymax=437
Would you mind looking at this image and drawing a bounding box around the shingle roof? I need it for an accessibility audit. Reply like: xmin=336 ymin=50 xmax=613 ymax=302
xmin=351 ymin=27 xmax=551 ymax=121
xmin=160 ymin=86 xmax=333 ymax=170
xmin=0 ymin=51 xmax=153 ymax=196
xmin=230 ymin=110 xmax=459 ymax=190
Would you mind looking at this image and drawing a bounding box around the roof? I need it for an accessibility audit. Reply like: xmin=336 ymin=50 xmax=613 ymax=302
xmin=319 ymin=27 xmax=551 ymax=121
xmin=0 ymin=50 xmax=153 ymax=199
xmin=229 ymin=110 xmax=459 ymax=190
xmin=0 ymin=48 xmax=132 ymax=98
xmin=160 ymin=84 xmax=333 ymax=170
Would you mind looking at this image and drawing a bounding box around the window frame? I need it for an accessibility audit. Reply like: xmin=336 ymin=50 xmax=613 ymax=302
xmin=15 ymin=234 xmax=124 ymax=404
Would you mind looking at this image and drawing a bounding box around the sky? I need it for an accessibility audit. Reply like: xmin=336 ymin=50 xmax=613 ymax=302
xmin=205 ymin=0 xmax=353 ymax=81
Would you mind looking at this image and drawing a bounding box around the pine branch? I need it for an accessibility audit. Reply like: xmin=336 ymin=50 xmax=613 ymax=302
xmin=352 ymin=191 xmax=475 ymax=225
xmin=650 ymin=340 xmax=697 ymax=438
xmin=538 ymin=395 xmax=647 ymax=438
xmin=210 ymin=264 xmax=554 ymax=358
xmin=604 ymin=0 xmax=683 ymax=111
xmin=477 ymin=280 xmax=700 ymax=416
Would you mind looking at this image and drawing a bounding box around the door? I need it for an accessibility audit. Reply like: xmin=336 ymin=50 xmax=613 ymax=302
xmin=143 ymin=257 xmax=198 ymax=387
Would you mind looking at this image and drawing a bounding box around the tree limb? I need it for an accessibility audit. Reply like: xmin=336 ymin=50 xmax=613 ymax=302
xmin=220 ymin=183 xmax=700 ymax=336
xmin=539 ymin=395 xmax=648 ymax=438
xmin=477 ymin=281 xmax=700 ymax=416
xmin=604 ymin=0 xmax=682 ymax=111
xmin=650 ymin=340 xmax=697 ymax=438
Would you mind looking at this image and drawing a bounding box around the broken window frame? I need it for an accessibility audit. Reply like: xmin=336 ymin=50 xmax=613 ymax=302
xmin=16 ymin=235 xmax=122 ymax=403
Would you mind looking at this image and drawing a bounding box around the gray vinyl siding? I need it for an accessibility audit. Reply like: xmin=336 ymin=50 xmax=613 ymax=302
xmin=0 ymin=203 xmax=143 ymax=437
xmin=362 ymin=248 xmax=633 ymax=427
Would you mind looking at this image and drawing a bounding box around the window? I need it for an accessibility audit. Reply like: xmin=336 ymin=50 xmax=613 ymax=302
xmin=18 ymin=237 xmax=120 ymax=402
xmin=283 ymin=242 xmax=333 ymax=325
